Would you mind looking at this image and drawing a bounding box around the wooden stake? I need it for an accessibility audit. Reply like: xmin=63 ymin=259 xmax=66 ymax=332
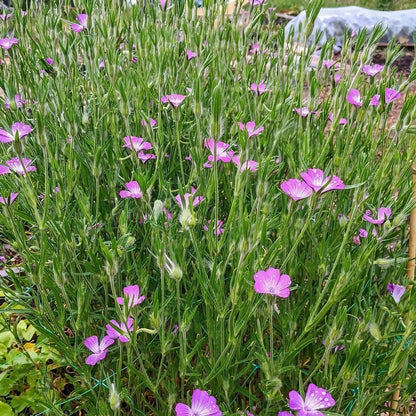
xmin=389 ymin=159 xmax=416 ymax=415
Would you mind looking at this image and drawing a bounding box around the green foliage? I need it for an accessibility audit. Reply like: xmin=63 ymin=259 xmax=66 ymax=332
xmin=0 ymin=0 xmax=415 ymax=415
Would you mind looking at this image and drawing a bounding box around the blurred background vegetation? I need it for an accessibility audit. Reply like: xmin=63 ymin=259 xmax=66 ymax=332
xmin=269 ymin=0 xmax=416 ymax=12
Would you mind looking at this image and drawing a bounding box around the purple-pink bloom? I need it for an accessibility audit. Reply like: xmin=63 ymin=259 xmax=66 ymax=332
xmin=0 ymin=158 xmax=36 ymax=175
xmin=175 ymin=389 xmax=222 ymax=416
xmin=106 ymin=317 xmax=134 ymax=343
xmin=300 ymin=169 xmax=345 ymax=193
xmin=0 ymin=13 xmax=12 ymax=20
xmin=328 ymin=113 xmax=347 ymax=125
xmin=0 ymin=37 xmax=19 ymax=50
xmin=44 ymin=58 xmax=54 ymax=66
xmin=369 ymin=94 xmax=380 ymax=106
xmin=0 ymin=122 xmax=33 ymax=143
xmin=346 ymin=89 xmax=362 ymax=107
xmin=141 ymin=118 xmax=157 ymax=128
xmin=385 ymin=87 xmax=401 ymax=104
xmin=0 ymin=256 xmax=5 ymax=262
xmin=237 ymin=121 xmax=264 ymax=138
xmin=294 ymin=107 xmax=316 ymax=117
xmin=160 ymin=0 xmax=167 ymax=10
xmin=363 ymin=207 xmax=391 ymax=225
xmin=387 ymin=283 xmax=406 ymax=304
xmin=333 ymin=74 xmax=341 ymax=84
xmin=84 ymin=335 xmax=114 ymax=365
xmin=71 ymin=14 xmax=87 ymax=32
xmin=204 ymin=139 xmax=234 ymax=163
xmin=289 ymin=383 xmax=335 ymax=416
xmin=117 ymin=285 xmax=145 ymax=308
xmin=119 ymin=181 xmax=143 ymax=199
xmin=0 ymin=193 xmax=18 ymax=205
xmin=5 ymin=94 xmax=25 ymax=110
xmin=161 ymin=94 xmax=186 ymax=108
xmin=281 ymin=179 xmax=313 ymax=201
xmin=359 ymin=229 xmax=368 ymax=238
xmin=362 ymin=64 xmax=383 ymax=76
xmin=251 ymin=82 xmax=271 ymax=95
xmin=187 ymin=49 xmax=197 ymax=60
xmin=232 ymin=155 xmax=258 ymax=172
xmin=123 ymin=136 xmax=152 ymax=152
xmin=322 ymin=60 xmax=340 ymax=70
xmin=137 ymin=151 xmax=156 ymax=163
xmin=175 ymin=187 xmax=204 ymax=209
xmin=278 ymin=413 xmax=294 ymax=416
xmin=249 ymin=0 xmax=266 ymax=5
xmin=204 ymin=220 xmax=225 ymax=236
xmin=253 ymin=267 xmax=291 ymax=298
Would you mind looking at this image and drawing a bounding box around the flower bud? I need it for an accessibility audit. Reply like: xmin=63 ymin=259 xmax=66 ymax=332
xmin=109 ymin=384 xmax=120 ymax=411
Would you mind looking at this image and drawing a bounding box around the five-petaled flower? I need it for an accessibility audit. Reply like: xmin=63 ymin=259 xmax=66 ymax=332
xmin=84 ymin=335 xmax=115 ymax=365
xmin=300 ymin=169 xmax=345 ymax=193
xmin=175 ymin=187 xmax=204 ymax=209
xmin=123 ymin=136 xmax=152 ymax=153
xmin=117 ymin=285 xmax=145 ymax=308
xmin=0 ymin=122 xmax=33 ymax=143
xmin=362 ymin=64 xmax=383 ymax=76
xmin=0 ymin=37 xmax=19 ymax=50
xmin=106 ymin=317 xmax=134 ymax=343
xmin=294 ymin=107 xmax=317 ymax=117
xmin=280 ymin=179 xmax=313 ymax=201
xmin=363 ymin=207 xmax=391 ymax=225
xmin=251 ymin=82 xmax=270 ymax=95
xmin=71 ymin=14 xmax=88 ymax=32
xmin=346 ymin=89 xmax=362 ymax=107
xmin=288 ymin=383 xmax=335 ymax=416
xmin=175 ymin=389 xmax=222 ymax=416
xmin=253 ymin=267 xmax=291 ymax=298
xmin=385 ymin=87 xmax=401 ymax=104
xmin=161 ymin=94 xmax=186 ymax=108
xmin=0 ymin=193 xmax=18 ymax=205
xmin=0 ymin=158 xmax=36 ymax=175
xmin=204 ymin=139 xmax=234 ymax=163
xmin=187 ymin=50 xmax=197 ymax=60
xmin=119 ymin=181 xmax=143 ymax=199
xmin=237 ymin=121 xmax=264 ymax=138
xmin=387 ymin=283 xmax=405 ymax=304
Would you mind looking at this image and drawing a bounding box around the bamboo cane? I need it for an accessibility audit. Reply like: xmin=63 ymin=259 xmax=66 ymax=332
xmin=389 ymin=159 xmax=416 ymax=415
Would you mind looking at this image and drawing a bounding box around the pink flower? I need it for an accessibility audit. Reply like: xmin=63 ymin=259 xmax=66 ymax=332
xmin=0 ymin=37 xmax=19 ymax=50
xmin=141 ymin=118 xmax=157 ymax=128
xmin=44 ymin=58 xmax=54 ymax=66
xmin=117 ymin=285 xmax=145 ymax=308
xmin=322 ymin=60 xmax=340 ymax=70
xmin=161 ymin=94 xmax=186 ymax=108
xmin=385 ymin=87 xmax=401 ymax=104
xmin=160 ymin=0 xmax=167 ymax=10
xmin=333 ymin=74 xmax=341 ymax=84
xmin=123 ymin=136 xmax=152 ymax=152
xmin=232 ymin=155 xmax=258 ymax=172
xmin=5 ymin=95 xmax=25 ymax=110
xmin=363 ymin=207 xmax=391 ymax=225
xmin=278 ymin=413 xmax=294 ymax=416
xmin=0 ymin=193 xmax=18 ymax=205
xmin=387 ymin=283 xmax=406 ymax=304
xmin=328 ymin=113 xmax=347 ymax=125
xmin=369 ymin=94 xmax=380 ymax=106
xmin=251 ymin=82 xmax=270 ymax=95
xmin=249 ymin=0 xmax=266 ymax=5
xmin=71 ymin=14 xmax=87 ymax=32
xmin=187 ymin=49 xmax=197 ymax=60
xmin=204 ymin=220 xmax=225 ymax=235
xmin=253 ymin=267 xmax=291 ymax=298
xmin=175 ymin=389 xmax=222 ymax=416
xmin=346 ymin=89 xmax=362 ymax=107
xmin=289 ymin=383 xmax=335 ymax=416
xmin=294 ymin=107 xmax=316 ymax=117
xmin=362 ymin=64 xmax=383 ymax=76
xmin=281 ymin=179 xmax=313 ymax=201
xmin=204 ymin=139 xmax=234 ymax=163
xmin=0 ymin=122 xmax=33 ymax=143
xmin=137 ymin=151 xmax=156 ymax=163
xmin=106 ymin=317 xmax=134 ymax=343
xmin=0 ymin=13 xmax=12 ymax=20
xmin=175 ymin=187 xmax=204 ymax=209
xmin=359 ymin=229 xmax=368 ymax=238
xmin=237 ymin=121 xmax=264 ymax=138
xmin=249 ymin=44 xmax=260 ymax=54
xmin=0 ymin=158 xmax=36 ymax=175
xmin=119 ymin=181 xmax=143 ymax=199
xmin=84 ymin=335 xmax=114 ymax=365
xmin=300 ymin=169 xmax=345 ymax=193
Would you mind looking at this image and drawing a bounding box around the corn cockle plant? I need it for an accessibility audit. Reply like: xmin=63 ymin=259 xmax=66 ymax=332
xmin=0 ymin=0 xmax=415 ymax=415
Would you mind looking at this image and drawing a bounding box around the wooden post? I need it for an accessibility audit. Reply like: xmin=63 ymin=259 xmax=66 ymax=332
xmin=389 ymin=159 xmax=416 ymax=415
